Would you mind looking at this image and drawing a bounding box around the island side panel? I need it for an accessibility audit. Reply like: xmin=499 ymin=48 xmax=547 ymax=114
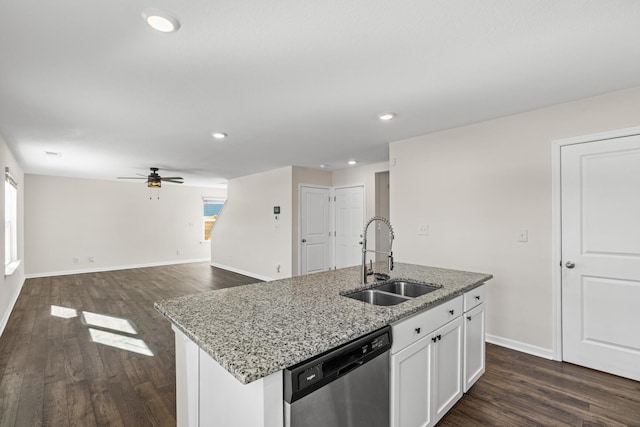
xmin=174 ymin=326 xmax=284 ymax=426
xmin=174 ymin=326 xmax=200 ymax=427
xmin=199 ymin=347 xmax=284 ymax=427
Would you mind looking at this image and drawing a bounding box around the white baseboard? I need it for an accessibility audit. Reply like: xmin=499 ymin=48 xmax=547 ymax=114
xmin=25 ymin=258 xmax=211 ymax=279
xmin=486 ymin=334 xmax=554 ymax=360
xmin=0 ymin=275 xmax=25 ymax=337
xmin=209 ymin=262 xmax=274 ymax=282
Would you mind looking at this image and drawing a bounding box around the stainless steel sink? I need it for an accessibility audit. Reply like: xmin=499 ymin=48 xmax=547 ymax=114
xmin=343 ymin=289 xmax=411 ymax=306
xmin=342 ymin=280 xmax=442 ymax=306
xmin=374 ymin=281 xmax=440 ymax=298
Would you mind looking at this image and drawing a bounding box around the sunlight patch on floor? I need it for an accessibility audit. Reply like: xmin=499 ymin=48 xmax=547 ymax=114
xmin=50 ymin=304 xmax=153 ymax=356
xmin=50 ymin=305 xmax=78 ymax=319
xmin=82 ymin=311 xmax=137 ymax=335
xmin=89 ymin=328 xmax=154 ymax=356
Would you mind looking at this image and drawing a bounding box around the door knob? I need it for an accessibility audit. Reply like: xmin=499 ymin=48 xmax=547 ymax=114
xmin=302 ymin=239 xmax=307 ymax=243
xmin=565 ymin=261 xmax=575 ymax=269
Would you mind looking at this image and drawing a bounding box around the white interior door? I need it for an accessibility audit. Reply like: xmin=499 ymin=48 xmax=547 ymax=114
xmin=300 ymin=186 xmax=330 ymax=275
xmin=561 ymin=134 xmax=640 ymax=381
xmin=335 ymin=185 xmax=364 ymax=269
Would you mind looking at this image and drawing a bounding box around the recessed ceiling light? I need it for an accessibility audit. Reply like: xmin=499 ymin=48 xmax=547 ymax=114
xmin=348 ymin=160 xmax=357 ymax=165
xmin=211 ymin=132 xmax=227 ymax=140
xmin=378 ymin=112 xmax=396 ymax=121
xmin=142 ymin=9 xmax=181 ymax=33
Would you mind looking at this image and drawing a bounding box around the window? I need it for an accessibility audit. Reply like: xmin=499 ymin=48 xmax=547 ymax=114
xmin=5 ymin=167 xmax=19 ymax=275
xmin=203 ymin=198 xmax=225 ymax=241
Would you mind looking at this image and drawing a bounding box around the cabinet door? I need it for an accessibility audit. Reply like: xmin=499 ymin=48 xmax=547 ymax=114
xmin=391 ymin=336 xmax=433 ymax=427
xmin=432 ymin=316 xmax=463 ymax=425
xmin=464 ymin=303 xmax=485 ymax=392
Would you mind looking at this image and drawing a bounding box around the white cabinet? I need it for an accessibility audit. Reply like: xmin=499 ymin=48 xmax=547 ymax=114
xmin=390 ymin=283 xmax=488 ymax=427
xmin=390 ymin=296 xmax=463 ymax=427
xmin=391 ymin=332 xmax=434 ymax=427
xmin=462 ymin=284 xmax=486 ymax=393
xmin=432 ymin=316 xmax=463 ymax=424
xmin=463 ymin=302 xmax=486 ymax=392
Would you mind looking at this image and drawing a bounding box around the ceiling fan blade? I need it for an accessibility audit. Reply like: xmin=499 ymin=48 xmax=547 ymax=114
xmin=160 ymin=176 xmax=184 ymax=180
xmin=163 ymin=179 xmax=184 ymax=183
xmin=117 ymin=177 xmax=149 ymax=179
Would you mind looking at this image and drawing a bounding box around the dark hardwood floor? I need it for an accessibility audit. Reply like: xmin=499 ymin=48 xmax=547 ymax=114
xmin=1 ymin=262 xmax=639 ymax=426
xmin=0 ymin=263 xmax=257 ymax=427
xmin=439 ymin=346 xmax=640 ymax=427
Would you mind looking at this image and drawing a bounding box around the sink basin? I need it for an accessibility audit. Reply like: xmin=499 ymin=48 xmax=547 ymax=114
xmin=342 ymin=279 xmax=443 ymax=306
xmin=343 ymin=289 xmax=410 ymax=306
xmin=374 ymin=281 xmax=440 ymax=298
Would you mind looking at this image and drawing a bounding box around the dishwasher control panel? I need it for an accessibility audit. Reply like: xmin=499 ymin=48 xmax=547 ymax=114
xmin=284 ymin=326 xmax=392 ymax=403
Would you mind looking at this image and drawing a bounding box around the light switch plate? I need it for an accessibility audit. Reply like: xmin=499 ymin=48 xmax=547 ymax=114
xmin=418 ymin=224 xmax=429 ymax=235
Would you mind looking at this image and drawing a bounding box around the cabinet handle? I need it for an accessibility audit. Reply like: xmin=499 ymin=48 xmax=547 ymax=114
xmin=467 ymin=316 xmax=472 ymax=321
xmin=449 ymin=309 xmax=455 ymax=315
xmin=437 ymin=335 xmax=442 ymax=341
xmin=475 ymin=295 xmax=480 ymax=300
xmin=431 ymin=337 xmax=437 ymax=343
xmin=415 ymin=327 xmax=421 ymax=334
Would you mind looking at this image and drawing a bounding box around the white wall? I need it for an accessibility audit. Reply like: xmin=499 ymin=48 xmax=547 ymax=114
xmin=0 ymin=135 xmax=25 ymax=336
xmin=211 ymin=163 xmax=391 ymax=279
xmin=211 ymin=166 xmax=293 ymax=280
xmin=25 ymin=175 xmax=224 ymax=276
xmin=390 ymin=85 xmax=640 ymax=354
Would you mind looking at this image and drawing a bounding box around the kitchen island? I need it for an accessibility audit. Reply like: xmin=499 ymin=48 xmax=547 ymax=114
xmin=155 ymin=263 xmax=492 ymax=426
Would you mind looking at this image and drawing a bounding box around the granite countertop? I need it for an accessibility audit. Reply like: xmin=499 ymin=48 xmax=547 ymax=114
xmin=154 ymin=263 xmax=492 ymax=384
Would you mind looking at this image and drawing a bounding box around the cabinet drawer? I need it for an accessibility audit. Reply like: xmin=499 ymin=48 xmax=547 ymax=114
xmin=391 ymin=296 xmax=463 ymax=354
xmin=464 ymin=285 xmax=486 ymax=312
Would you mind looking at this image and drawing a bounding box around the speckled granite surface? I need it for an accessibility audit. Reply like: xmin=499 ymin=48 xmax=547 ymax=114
xmin=154 ymin=263 xmax=491 ymax=384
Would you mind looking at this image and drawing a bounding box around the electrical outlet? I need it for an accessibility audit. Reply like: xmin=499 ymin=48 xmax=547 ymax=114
xmin=73 ymin=257 xmax=79 ymax=264
xmin=176 ymin=249 xmax=181 ymax=255
xmin=418 ymin=224 xmax=429 ymax=235
xmin=276 ymin=264 xmax=281 ymax=273
xmin=88 ymin=256 xmax=95 ymax=262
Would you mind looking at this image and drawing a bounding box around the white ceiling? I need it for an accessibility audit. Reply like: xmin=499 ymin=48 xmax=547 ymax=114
xmin=2 ymin=1 xmax=640 ymax=187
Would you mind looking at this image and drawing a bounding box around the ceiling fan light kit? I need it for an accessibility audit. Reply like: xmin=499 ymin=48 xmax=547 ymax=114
xmin=117 ymin=167 xmax=184 ymax=198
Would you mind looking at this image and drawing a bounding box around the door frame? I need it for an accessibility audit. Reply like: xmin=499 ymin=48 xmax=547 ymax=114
xmin=297 ymin=183 xmax=366 ymax=274
xmin=333 ymin=183 xmax=366 ymax=269
xmin=551 ymin=125 xmax=640 ymax=361
xmin=298 ymin=184 xmax=332 ymax=276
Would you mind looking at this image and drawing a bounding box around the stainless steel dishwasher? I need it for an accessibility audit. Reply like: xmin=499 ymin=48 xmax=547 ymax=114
xmin=283 ymin=326 xmax=392 ymax=427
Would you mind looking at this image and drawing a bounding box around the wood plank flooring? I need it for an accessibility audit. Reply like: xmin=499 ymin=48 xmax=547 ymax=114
xmin=439 ymin=345 xmax=640 ymax=427
xmin=1 ymin=262 xmax=639 ymax=426
xmin=0 ymin=263 xmax=257 ymax=427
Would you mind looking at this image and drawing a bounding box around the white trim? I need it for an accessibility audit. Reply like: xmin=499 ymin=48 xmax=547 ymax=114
xmin=550 ymin=125 xmax=640 ymax=362
xmin=329 ymin=186 xmax=336 ymax=270
xmin=550 ymin=138 xmax=563 ymax=361
xmin=209 ymin=262 xmax=273 ymax=282
xmin=297 ymin=184 xmax=332 ymax=276
xmin=25 ymin=258 xmax=210 ymax=279
xmin=0 ymin=275 xmax=25 ymax=337
xmin=332 ymin=183 xmax=366 ymax=269
xmin=486 ymin=334 xmax=554 ymax=360
xmin=4 ymin=259 xmax=22 ymax=276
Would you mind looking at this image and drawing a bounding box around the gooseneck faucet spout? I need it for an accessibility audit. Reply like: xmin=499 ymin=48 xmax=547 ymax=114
xmin=361 ymin=216 xmax=394 ymax=286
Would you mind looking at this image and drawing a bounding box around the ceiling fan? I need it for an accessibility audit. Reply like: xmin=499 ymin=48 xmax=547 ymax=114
xmin=117 ymin=167 xmax=184 ymax=188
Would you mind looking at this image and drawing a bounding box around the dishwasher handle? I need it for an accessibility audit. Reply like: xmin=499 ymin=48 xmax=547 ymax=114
xmin=337 ymin=359 xmax=364 ymax=377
